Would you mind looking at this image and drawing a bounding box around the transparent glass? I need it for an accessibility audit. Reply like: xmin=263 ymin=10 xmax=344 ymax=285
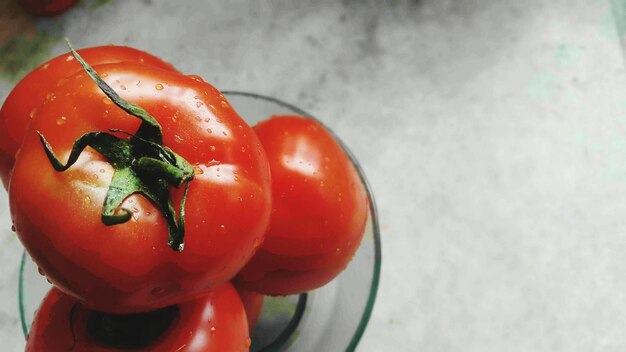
xmin=18 ymin=92 xmax=381 ymax=352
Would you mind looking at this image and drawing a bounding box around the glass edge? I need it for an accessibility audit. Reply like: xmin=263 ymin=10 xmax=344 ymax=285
xmin=222 ymin=91 xmax=382 ymax=352
xmin=18 ymin=250 xmax=29 ymax=337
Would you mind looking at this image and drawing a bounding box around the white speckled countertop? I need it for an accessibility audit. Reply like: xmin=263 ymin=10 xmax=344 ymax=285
xmin=2 ymin=0 xmax=626 ymax=351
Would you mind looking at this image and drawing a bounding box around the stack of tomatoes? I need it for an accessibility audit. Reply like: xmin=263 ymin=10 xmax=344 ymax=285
xmin=0 ymin=44 xmax=368 ymax=351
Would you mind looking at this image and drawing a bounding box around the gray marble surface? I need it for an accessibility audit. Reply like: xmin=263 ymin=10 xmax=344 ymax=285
xmin=2 ymin=0 xmax=626 ymax=351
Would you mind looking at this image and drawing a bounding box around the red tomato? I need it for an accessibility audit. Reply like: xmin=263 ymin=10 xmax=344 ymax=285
xmin=235 ymin=115 xmax=368 ymax=295
xmin=10 ymin=58 xmax=271 ymax=313
xmin=235 ymin=285 xmax=264 ymax=332
xmin=0 ymin=45 xmax=177 ymax=189
xmin=19 ymin=0 xmax=78 ymax=16
xmin=26 ymin=283 xmax=251 ymax=351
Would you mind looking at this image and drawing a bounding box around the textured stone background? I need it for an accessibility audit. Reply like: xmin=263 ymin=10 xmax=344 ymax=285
xmin=1 ymin=0 xmax=626 ymax=351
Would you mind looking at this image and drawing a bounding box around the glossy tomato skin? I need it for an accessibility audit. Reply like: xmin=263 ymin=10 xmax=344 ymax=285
xmin=26 ymin=283 xmax=251 ymax=352
xmin=10 ymin=62 xmax=271 ymax=313
xmin=19 ymin=0 xmax=78 ymax=16
xmin=235 ymin=116 xmax=368 ymax=295
xmin=0 ymin=45 xmax=176 ymax=189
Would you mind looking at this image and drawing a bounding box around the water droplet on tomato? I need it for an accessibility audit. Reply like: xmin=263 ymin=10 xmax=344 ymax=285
xmin=119 ymin=84 xmax=127 ymax=90
xmin=151 ymin=287 xmax=165 ymax=296
xmin=188 ymin=75 xmax=205 ymax=83
xmin=210 ymin=145 xmax=216 ymax=152
xmin=253 ymin=237 xmax=262 ymax=248
xmin=194 ymin=166 xmax=204 ymax=175
xmin=221 ymin=100 xmax=228 ymax=108
xmin=102 ymin=97 xmax=113 ymax=105
xmin=155 ymin=83 xmax=164 ymax=91
xmin=196 ymin=101 xmax=204 ymax=108
xmin=56 ymin=116 xmax=67 ymax=125
xmin=29 ymin=107 xmax=38 ymax=119
xmin=245 ymin=337 xmax=251 ymax=348
xmin=37 ymin=267 xmax=45 ymax=276
xmin=206 ymin=128 xmax=213 ymax=134
xmin=100 ymin=72 xmax=108 ymax=78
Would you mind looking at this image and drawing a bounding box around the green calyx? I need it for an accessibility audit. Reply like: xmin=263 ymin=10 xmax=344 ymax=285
xmin=37 ymin=40 xmax=194 ymax=252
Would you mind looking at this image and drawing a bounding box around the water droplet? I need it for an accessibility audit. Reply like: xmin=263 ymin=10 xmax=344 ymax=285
xmin=241 ymin=147 xmax=246 ymax=153
xmin=206 ymin=128 xmax=212 ymax=134
xmin=100 ymin=72 xmax=108 ymax=78
xmin=102 ymin=97 xmax=113 ymax=105
xmin=29 ymin=107 xmax=38 ymax=119
xmin=42 ymin=62 xmax=51 ymax=69
xmin=196 ymin=101 xmax=204 ymax=108
xmin=210 ymin=146 xmax=216 ymax=152
xmin=45 ymin=93 xmax=56 ymax=102
xmin=221 ymin=100 xmax=228 ymax=108
xmin=188 ymin=75 xmax=205 ymax=83
xmin=151 ymin=287 xmax=165 ymax=296
xmin=253 ymin=237 xmax=262 ymax=248
xmin=119 ymin=84 xmax=127 ymax=90
xmin=245 ymin=337 xmax=251 ymax=348
xmin=84 ymin=195 xmax=91 ymax=204
xmin=99 ymin=169 xmax=105 ymax=173
xmin=155 ymin=83 xmax=164 ymax=90
xmin=194 ymin=166 xmax=204 ymax=175
xmin=204 ymin=118 xmax=210 ymax=123
xmin=10 ymin=225 xmax=15 ymax=232
xmin=37 ymin=267 xmax=45 ymax=276
xmin=222 ymin=131 xmax=228 ymax=136
xmin=56 ymin=116 xmax=67 ymax=125
xmin=136 ymin=80 xmax=141 ymax=86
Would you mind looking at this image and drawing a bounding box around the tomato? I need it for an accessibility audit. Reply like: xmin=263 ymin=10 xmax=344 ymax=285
xmin=0 ymin=45 xmax=177 ymax=189
xmin=26 ymin=283 xmax=251 ymax=351
xmin=235 ymin=285 xmax=264 ymax=332
xmin=19 ymin=0 xmax=78 ymax=16
xmin=10 ymin=51 xmax=271 ymax=313
xmin=235 ymin=116 xmax=368 ymax=295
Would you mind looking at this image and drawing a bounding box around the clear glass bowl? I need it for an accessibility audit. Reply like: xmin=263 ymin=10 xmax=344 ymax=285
xmin=18 ymin=92 xmax=381 ymax=352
